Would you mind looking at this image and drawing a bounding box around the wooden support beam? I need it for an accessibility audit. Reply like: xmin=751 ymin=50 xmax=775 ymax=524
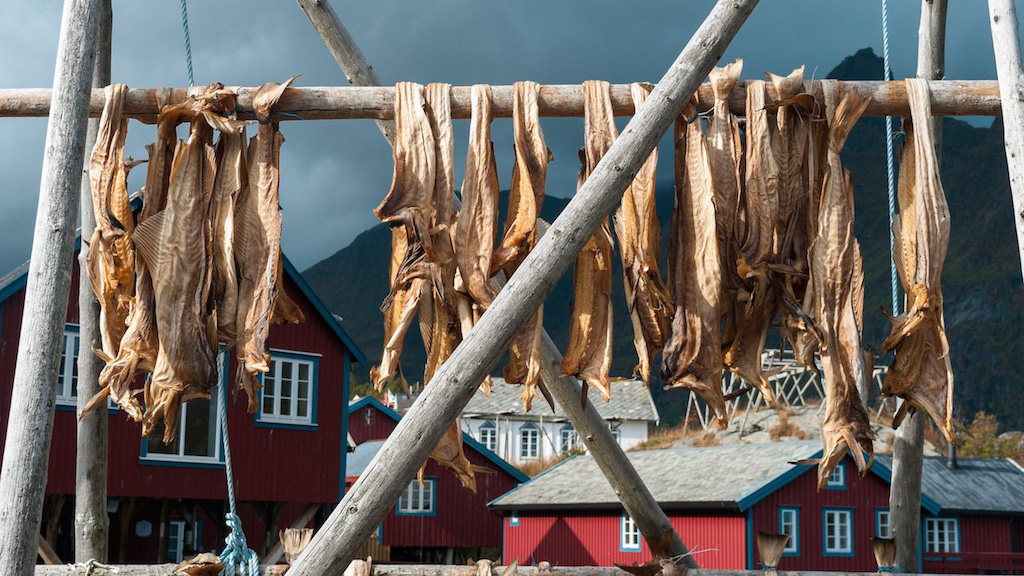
xmin=0 ymin=80 xmax=1001 ymax=122
xmin=260 ymin=503 xmax=321 ymax=566
xmin=74 ymin=0 xmax=111 ymax=563
xmin=0 ymin=0 xmax=102 ymax=573
xmin=37 ymin=536 xmax=61 ymax=565
xmin=989 ymin=0 xmax=1024 ymax=286
xmin=287 ymin=1 xmax=759 ymax=575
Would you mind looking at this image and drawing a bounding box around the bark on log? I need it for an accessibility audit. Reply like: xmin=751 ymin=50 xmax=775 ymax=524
xmin=74 ymin=0 xmax=111 ymax=562
xmin=989 ymin=0 xmax=1024 ymax=286
xmin=0 ymin=0 xmax=102 ymax=574
xmin=0 ymin=80 xmax=1001 ymax=122
xmin=286 ymin=1 xmax=759 ymax=575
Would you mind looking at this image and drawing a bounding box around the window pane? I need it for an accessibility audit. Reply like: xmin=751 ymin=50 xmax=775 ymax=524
xmin=298 ymin=380 xmax=309 ymax=402
xmin=297 ymin=399 xmax=308 ymax=418
xmin=146 ymin=420 xmax=180 ymax=455
xmin=298 ymin=362 xmax=309 ymax=382
xmin=70 ymin=335 xmax=79 ymax=397
xmin=281 ymin=361 xmax=293 ymax=381
xmin=183 ymin=396 xmax=216 ymax=458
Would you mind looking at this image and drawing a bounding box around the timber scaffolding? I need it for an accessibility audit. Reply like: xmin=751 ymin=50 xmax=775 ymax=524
xmin=2 ymin=0 xmax=1024 ymax=575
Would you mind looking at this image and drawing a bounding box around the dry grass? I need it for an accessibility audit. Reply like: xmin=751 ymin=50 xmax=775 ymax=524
xmin=632 ymin=421 xmax=704 ymax=451
xmin=515 ymin=454 xmax=571 ymax=478
xmin=693 ymin=432 xmax=722 ymax=447
xmin=768 ymin=410 xmax=810 ymax=441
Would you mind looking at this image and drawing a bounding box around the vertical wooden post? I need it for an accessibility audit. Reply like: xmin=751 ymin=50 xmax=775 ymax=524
xmin=0 ymin=0 xmax=102 ymax=573
xmin=990 ymin=0 xmax=1024 ymax=286
xmin=74 ymin=0 xmax=111 ymax=562
xmin=890 ymin=2 xmax=946 ymax=571
xmin=287 ymin=2 xmax=759 ymax=575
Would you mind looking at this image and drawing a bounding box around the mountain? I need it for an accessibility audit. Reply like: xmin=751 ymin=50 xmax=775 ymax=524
xmin=304 ymin=48 xmax=1024 ymax=428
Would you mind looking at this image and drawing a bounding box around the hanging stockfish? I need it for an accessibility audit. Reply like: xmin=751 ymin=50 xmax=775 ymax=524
xmin=85 ymin=84 xmax=135 ymax=359
xmin=660 ymin=96 xmax=728 ymax=426
xmin=724 ymin=80 xmax=778 ymax=402
xmin=879 ymin=78 xmax=955 ymax=443
xmin=495 ymin=81 xmax=553 ymax=411
xmin=234 ymin=76 xmax=302 ymax=412
xmin=614 ymin=83 xmax=672 ymax=387
xmin=809 ymin=81 xmax=874 ymax=489
xmin=209 ymin=124 xmax=247 ymax=343
xmin=561 ymin=80 xmax=615 ymax=403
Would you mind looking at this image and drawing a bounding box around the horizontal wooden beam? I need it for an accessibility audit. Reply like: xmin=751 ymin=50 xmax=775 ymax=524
xmin=0 ymin=80 xmax=999 ymax=122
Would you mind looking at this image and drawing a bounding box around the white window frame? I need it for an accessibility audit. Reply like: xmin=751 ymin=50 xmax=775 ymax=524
xmin=142 ymin=354 xmax=225 ymax=465
xmin=520 ymin=423 xmax=539 ymax=459
xmin=560 ymin=424 xmax=578 ymax=454
xmin=167 ymin=519 xmax=186 ymax=563
xmin=259 ymin=352 xmax=316 ymax=426
xmin=621 ymin=515 xmax=641 ymax=551
xmin=925 ymin=518 xmax=960 ymax=553
xmin=779 ymin=508 xmax=799 ymax=555
xmin=608 ymin=422 xmax=621 ymax=443
xmin=55 ymin=327 xmax=80 ymax=406
xmin=479 ymin=421 xmax=497 ymax=453
xmin=876 ymin=509 xmax=891 ymax=539
xmin=397 ymin=478 xmax=435 ymax=515
xmin=823 ymin=509 xmax=853 ymax=555
xmin=826 ymin=463 xmax=846 ymax=489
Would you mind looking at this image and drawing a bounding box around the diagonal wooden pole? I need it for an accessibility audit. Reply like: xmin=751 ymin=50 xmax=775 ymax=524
xmin=74 ymin=0 xmax=112 ymax=562
xmin=989 ymin=0 xmax=1024 ymax=287
xmin=287 ymin=1 xmax=759 ymax=574
xmin=0 ymin=0 xmax=103 ymax=573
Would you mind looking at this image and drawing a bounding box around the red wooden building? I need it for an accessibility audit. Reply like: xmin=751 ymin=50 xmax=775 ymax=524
xmin=347 ymin=396 xmax=527 ymax=564
xmin=0 ymin=246 xmax=366 ymax=564
xmin=489 ymin=441 xmax=1024 ymax=573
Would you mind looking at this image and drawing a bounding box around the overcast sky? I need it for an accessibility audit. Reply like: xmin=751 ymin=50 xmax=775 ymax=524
xmin=0 ymin=1 xmax=1014 ymax=274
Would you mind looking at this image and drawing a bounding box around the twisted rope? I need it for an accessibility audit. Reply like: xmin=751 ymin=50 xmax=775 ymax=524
xmin=218 ymin=384 xmax=259 ymax=576
xmin=881 ymin=0 xmax=900 ymax=316
xmin=179 ymin=0 xmax=195 ymax=87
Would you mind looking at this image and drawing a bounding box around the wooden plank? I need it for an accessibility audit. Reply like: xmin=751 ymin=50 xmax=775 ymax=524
xmin=0 ymin=0 xmax=103 ymax=574
xmin=74 ymin=0 xmax=111 ymax=563
xmin=0 ymin=80 xmax=1001 ymax=122
xmin=989 ymin=0 xmax=1024 ymax=286
xmin=261 ymin=503 xmax=321 ymax=565
xmin=36 ymin=536 xmax=61 ymax=565
xmin=286 ymin=1 xmax=759 ymax=575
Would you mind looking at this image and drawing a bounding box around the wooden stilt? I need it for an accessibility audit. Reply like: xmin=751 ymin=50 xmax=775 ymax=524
xmin=74 ymin=0 xmax=111 ymax=563
xmin=0 ymin=0 xmax=103 ymax=573
xmin=261 ymin=503 xmax=320 ymax=565
xmin=287 ymin=1 xmax=759 ymax=574
xmin=989 ymin=0 xmax=1024 ymax=286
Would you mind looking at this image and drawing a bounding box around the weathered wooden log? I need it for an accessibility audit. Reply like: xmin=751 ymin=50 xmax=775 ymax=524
xmin=0 ymin=80 xmax=1001 ymax=122
xmin=287 ymin=1 xmax=759 ymax=575
xmin=989 ymin=0 xmax=1024 ymax=286
xmin=0 ymin=0 xmax=102 ymax=573
xmin=74 ymin=0 xmax=111 ymax=562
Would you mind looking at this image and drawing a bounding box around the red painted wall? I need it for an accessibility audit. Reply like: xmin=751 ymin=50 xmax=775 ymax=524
xmin=347 ymin=402 xmax=520 ymax=550
xmin=0 ymin=254 xmax=352 ymax=505
xmin=501 ymin=513 xmax=745 ymax=568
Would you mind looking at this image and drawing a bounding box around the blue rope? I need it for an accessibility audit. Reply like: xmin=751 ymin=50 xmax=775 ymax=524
xmin=878 ymin=567 xmax=906 ymax=573
xmin=881 ymin=0 xmax=900 ymax=317
xmin=218 ymin=385 xmax=259 ymax=576
xmin=179 ymin=0 xmax=195 ymax=87
xmin=757 ymin=563 xmax=778 ymax=570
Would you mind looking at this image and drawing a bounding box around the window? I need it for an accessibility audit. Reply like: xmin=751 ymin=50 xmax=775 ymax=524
xmin=520 ymin=423 xmax=539 ymax=459
xmin=55 ymin=328 xmax=80 ymax=406
xmin=167 ymin=520 xmax=185 ymax=563
xmin=826 ymin=463 xmax=846 ymax=489
xmin=876 ymin=509 xmax=891 ymax=539
xmin=560 ymin=424 xmax=578 ymax=454
xmin=609 ymin=423 xmax=621 ymax=443
xmin=397 ymin=479 xmax=435 ymax=515
xmin=144 ymin=354 xmax=224 ymax=465
xmin=925 ymin=518 xmax=960 ymax=553
xmin=479 ymin=421 xmax=497 ymax=452
xmin=259 ymin=353 xmax=317 ymax=426
xmin=621 ymin=515 xmax=641 ymax=551
xmin=823 ymin=509 xmax=854 ymax=556
xmin=779 ymin=507 xmax=799 ymax=555
xmin=510 ymin=513 xmax=520 ymax=527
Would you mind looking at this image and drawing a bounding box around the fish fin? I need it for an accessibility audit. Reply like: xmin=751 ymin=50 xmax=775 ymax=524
xmin=132 ymin=209 xmax=167 ymax=271
xmin=78 ymin=386 xmax=111 ymax=420
xmin=789 ymin=458 xmax=820 ymax=466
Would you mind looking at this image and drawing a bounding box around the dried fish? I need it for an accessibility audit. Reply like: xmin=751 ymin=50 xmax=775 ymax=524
xmin=810 ymin=81 xmax=874 ymax=489
xmin=86 ymin=84 xmax=135 ymax=359
xmin=209 ymin=126 xmax=247 ymax=342
xmin=614 ymin=83 xmax=672 ymax=387
xmin=880 ymin=78 xmax=954 ymax=443
xmin=660 ymin=96 xmax=728 ymax=426
xmin=561 ymin=80 xmax=615 ymax=402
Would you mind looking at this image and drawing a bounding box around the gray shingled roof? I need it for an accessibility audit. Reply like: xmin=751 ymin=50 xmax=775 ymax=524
xmin=463 ymin=378 xmax=658 ymax=423
xmin=489 ymin=441 xmax=821 ymax=511
xmin=346 ymin=440 xmax=386 ymax=478
xmin=875 ymin=454 xmax=1024 ymax=515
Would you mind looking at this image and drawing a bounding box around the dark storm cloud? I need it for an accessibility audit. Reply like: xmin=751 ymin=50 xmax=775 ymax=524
xmin=0 ymin=0 xmax=1014 ymax=274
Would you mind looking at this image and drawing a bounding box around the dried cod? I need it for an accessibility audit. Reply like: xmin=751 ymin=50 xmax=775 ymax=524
xmin=809 ymin=82 xmax=874 ymax=489
xmin=614 ymin=83 xmax=672 ymax=387
xmin=209 ymin=125 xmax=247 ymax=342
xmin=660 ymin=96 xmax=728 ymax=426
xmin=879 ymin=78 xmax=954 ymax=443
xmin=561 ymin=80 xmax=615 ymax=402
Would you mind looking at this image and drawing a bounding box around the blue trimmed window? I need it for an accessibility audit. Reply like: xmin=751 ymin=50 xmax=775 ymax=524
xmin=778 ymin=507 xmax=800 ymax=556
xmin=520 ymin=423 xmax=539 ymax=459
xmin=256 ymin=350 xmax=319 ymax=429
xmin=397 ymin=478 xmax=436 ymax=515
xmin=825 ymin=463 xmax=846 ymax=489
xmin=510 ymin=513 xmax=520 ymax=527
xmin=876 ymin=509 xmax=892 ymax=539
xmin=479 ymin=421 xmax=497 ymax=452
xmin=823 ymin=508 xmax=854 ymax=556
xmin=924 ymin=517 xmax=960 ymax=553
xmin=55 ymin=325 xmax=80 ymax=407
xmin=560 ymin=424 xmax=578 ymax=454
xmin=621 ymin=515 xmax=641 ymax=552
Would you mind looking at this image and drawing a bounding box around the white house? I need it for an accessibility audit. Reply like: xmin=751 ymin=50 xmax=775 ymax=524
xmin=461 ymin=378 xmax=658 ymax=466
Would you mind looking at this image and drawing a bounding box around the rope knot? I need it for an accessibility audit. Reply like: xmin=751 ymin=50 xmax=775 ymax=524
xmin=220 ymin=512 xmax=260 ymax=576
